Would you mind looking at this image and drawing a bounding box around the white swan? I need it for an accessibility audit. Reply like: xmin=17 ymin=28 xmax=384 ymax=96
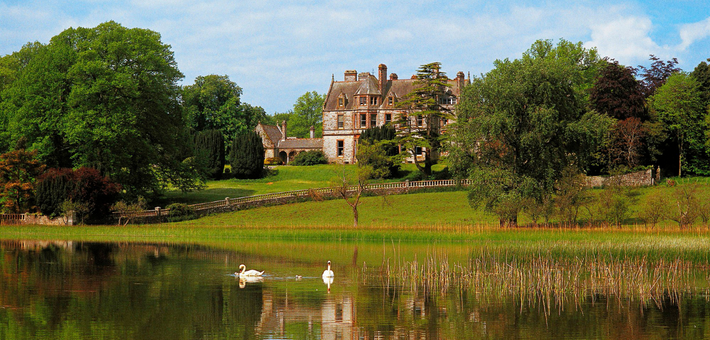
xmin=236 ymin=264 xmax=264 ymax=278
xmin=322 ymin=260 xmax=334 ymax=278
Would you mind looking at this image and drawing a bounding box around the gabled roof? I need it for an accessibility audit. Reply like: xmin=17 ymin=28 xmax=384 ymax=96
xmin=354 ymin=74 xmax=381 ymax=96
xmin=323 ymin=65 xmax=468 ymax=111
xmin=259 ymin=123 xmax=282 ymax=144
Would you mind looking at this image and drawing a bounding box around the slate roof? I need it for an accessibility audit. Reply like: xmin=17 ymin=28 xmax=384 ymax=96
xmin=257 ymin=122 xmax=322 ymax=150
xmin=278 ymin=138 xmax=323 ymax=149
xmin=324 ymin=70 xmax=460 ymax=111
xmin=354 ymin=73 xmax=381 ymax=96
xmin=260 ymin=124 xmax=282 ymax=143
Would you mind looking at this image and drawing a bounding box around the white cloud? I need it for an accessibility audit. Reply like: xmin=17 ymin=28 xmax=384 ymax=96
xmin=678 ymin=16 xmax=710 ymax=51
xmin=586 ymin=16 xmax=662 ymax=63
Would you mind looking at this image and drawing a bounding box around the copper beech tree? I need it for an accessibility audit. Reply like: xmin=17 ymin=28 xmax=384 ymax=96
xmin=0 ymin=149 xmax=45 ymax=213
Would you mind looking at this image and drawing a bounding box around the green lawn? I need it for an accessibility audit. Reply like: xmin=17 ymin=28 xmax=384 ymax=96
xmin=149 ymin=164 xmax=710 ymax=230
xmin=158 ymin=163 xmax=447 ymax=205
xmin=175 ymin=190 xmax=497 ymax=228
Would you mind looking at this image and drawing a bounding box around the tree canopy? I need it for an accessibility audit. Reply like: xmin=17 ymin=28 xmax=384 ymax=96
xmin=450 ymin=39 xmax=612 ymax=226
xmin=280 ymin=91 xmax=325 ymax=138
xmin=0 ymin=21 xmax=200 ymax=198
xmin=181 ymin=74 xmax=267 ymax=147
xmin=649 ymin=73 xmax=707 ymax=176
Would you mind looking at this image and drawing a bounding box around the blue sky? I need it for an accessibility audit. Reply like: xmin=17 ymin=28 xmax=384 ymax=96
xmin=1 ymin=0 xmax=709 ymax=115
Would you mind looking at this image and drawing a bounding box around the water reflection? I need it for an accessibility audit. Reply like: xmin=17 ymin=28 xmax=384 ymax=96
xmin=1 ymin=240 xmax=710 ymax=339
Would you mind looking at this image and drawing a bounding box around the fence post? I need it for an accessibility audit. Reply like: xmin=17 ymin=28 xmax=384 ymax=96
xmin=67 ymin=210 xmax=76 ymax=226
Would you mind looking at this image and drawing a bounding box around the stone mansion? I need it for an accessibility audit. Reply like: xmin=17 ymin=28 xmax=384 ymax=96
xmin=256 ymin=64 xmax=468 ymax=164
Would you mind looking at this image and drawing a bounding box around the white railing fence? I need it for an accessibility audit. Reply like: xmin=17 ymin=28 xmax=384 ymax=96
xmin=117 ymin=179 xmax=472 ymax=220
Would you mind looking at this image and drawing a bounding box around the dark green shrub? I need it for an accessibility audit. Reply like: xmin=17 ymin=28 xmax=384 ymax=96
xmin=35 ymin=167 xmax=121 ymax=221
xmin=194 ymin=129 xmax=225 ymax=180
xmin=36 ymin=168 xmax=75 ymax=218
xmin=360 ymin=125 xmax=399 ymax=156
xmin=357 ymin=126 xmax=400 ymax=178
xmin=291 ymin=150 xmax=327 ymax=166
xmin=166 ymin=203 xmax=196 ymax=221
xmin=229 ymin=131 xmax=264 ymax=179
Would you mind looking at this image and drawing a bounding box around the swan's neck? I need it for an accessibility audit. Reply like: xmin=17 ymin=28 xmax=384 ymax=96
xmin=240 ymin=267 xmax=245 ymax=274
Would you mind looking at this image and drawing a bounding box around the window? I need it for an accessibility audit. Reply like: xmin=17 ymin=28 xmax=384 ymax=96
xmin=370 ymin=114 xmax=377 ymax=127
xmin=370 ymin=96 xmax=378 ymax=106
xmin=359 ymin=97 xmax=366 ymax=105
xmin=360 ymin=114 xmax=367 ymax=128
xmin=416 ymin=116 xmax=423 ymax=127
xmin=439 ymin=97 xmax=456 ymax=105
xmin=337 ymin=114 xmax=344 ymax=129
xmin=385 ymin=114 xmax=392 ymax=124
xmin=337 ymin=140 xmax=344 ymax=157
xmin=338 ymin=97 xmax=344 ymax=107
xmin=388 ymin=96 xmax=393 ymax=106
xmin=415 ymin=146 xmax=423 ymax=155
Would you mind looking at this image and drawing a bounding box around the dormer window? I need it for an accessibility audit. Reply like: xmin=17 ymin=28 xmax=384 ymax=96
xmin=338 ymin=94 xmax=347 ymax=108
xmin=370 ymin=96 xmax=378 ymax=106
xmin=388 ymin=96 xmax=394 ymax=106
xmin=359 ymin=96 xmax=366 ymax=106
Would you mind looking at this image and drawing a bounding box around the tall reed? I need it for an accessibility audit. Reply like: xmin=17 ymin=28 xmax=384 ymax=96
xmin=363 ymin=253 xmax=709 ymax=315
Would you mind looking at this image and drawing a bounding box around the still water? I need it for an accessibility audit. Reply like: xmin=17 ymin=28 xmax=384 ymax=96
xmin=2 ymin=240 xmax=710 ymax=339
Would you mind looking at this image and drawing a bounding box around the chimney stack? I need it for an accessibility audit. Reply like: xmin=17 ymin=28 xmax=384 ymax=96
xmin=457 ymin=71 xmax=465 ymax=90
xmin=310 ymin=126 xmax=314 ymax=139
xmin=281 ymin=120 xmax=287 ymax=141
xmin=344 ymin=70 xmax=357 ymax=81
xmin=378 ymin=64 xmax=387 ymax=91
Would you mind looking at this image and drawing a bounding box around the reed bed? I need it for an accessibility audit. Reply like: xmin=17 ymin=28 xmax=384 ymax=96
xmin=365 ymin=252 xmax=710 ymax=315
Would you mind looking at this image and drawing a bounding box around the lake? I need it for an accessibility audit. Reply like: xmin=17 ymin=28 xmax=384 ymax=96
xmin=2 ymin=239 xmax=710 ymax=339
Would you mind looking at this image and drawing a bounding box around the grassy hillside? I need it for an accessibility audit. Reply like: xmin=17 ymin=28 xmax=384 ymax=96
xmin=159 ymin=163 xmax=446 ymax=205
xmin=152 ymin=164 xmax=710 ymax=229
xmin=175 ymin=179 xmax=710 ymax=229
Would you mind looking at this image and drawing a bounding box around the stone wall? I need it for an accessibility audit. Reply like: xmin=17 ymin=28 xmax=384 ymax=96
xmin=585 ymin=169 xmax=655 ymax=188
xmin=0 ymin=212 xmax=76 ymax=226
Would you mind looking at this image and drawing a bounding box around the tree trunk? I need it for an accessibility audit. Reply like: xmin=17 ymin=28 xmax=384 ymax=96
xmin=678 ymin=141 xmax=682 ymax=177
xmin=352 ymin=205 xmax=358 ymax=227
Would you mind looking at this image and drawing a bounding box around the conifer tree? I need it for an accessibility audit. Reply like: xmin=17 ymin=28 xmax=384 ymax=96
xmin=194 ymin=129 xmax=225 ymax=180
xmin=229 ymin=131 xmax=264 ymax=179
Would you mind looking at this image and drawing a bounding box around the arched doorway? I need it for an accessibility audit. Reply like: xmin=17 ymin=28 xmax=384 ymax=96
xmin=279 ymin=151 xmax=287 ymax=164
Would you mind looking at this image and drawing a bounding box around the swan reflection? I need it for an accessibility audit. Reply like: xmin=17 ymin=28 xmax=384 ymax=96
xmin=322 ymin=275 xmax=334 ymax=293
xmin=239 ymin=275 xmax=264 ymax=288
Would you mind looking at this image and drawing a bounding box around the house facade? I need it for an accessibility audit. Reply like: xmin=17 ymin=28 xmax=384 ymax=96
xmin=255 ymin=121 xmax=323 ymax=164
xmin=321 ymin=64 xmax=468 ymax=163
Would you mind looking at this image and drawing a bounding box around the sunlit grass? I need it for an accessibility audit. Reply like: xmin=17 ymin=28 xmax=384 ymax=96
xmin=159 ymin=163 xmax=446 ymax=205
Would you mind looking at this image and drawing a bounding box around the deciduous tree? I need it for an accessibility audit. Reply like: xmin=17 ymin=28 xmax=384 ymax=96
xmin=0 ymin=149 xmax=45 ymax=213
xmin=287 ymin=91 xmax=325 ymax=138
xmin=649 ymin=73 xmax=707 ymax=176
xmin=2 ymin=21 xmax=201 ymax=198
xmin=450 ymin=39 xmax=612 ymax=226
xmin=590 ymin=60 xmax=646 ymax=120
xmin=638 ymin=55 xmax=681 ymax=98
